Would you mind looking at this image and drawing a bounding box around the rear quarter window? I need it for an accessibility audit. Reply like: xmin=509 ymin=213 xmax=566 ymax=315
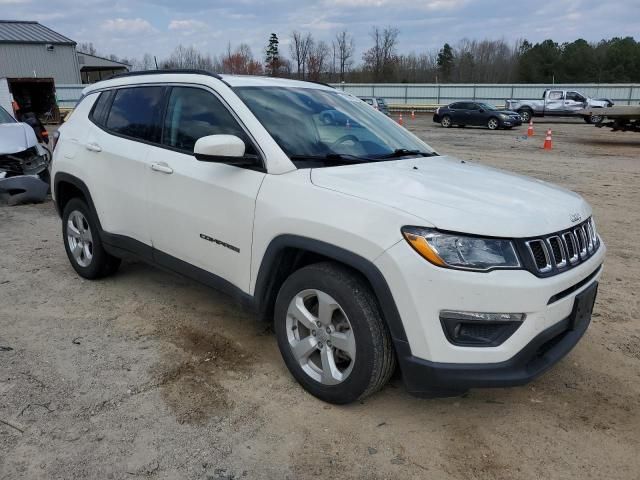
xmin=89 ymin=91 xmax=114 ymax=126
xmin=105 ymin=86 xmax=165 ymax=142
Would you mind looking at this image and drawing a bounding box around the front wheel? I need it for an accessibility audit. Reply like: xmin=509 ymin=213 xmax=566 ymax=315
xmin=274 ymin=262 xmax=396 ymax=404
xmin=440 ymin=115 xmax=452 ymax=128
xmin=487 ymin=117 xmax=500 ymax=130
xmin=585 ymin=114 xmax=603 ymax=124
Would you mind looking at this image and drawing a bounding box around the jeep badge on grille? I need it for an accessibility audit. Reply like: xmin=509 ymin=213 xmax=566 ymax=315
xmin=570 ymin=213 xmax=582 ymax=223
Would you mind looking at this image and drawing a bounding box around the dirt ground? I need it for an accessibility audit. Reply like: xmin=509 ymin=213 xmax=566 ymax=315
xmin=1 ymin=117 xmax=639 ymax=479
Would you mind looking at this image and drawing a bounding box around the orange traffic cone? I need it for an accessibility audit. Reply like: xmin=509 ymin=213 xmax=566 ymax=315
xmin=527 ymin=120 xmax=534 ymax=137
xmin=411 ymin=110 xmax=415 ymax=120
xmin=543 ymin=129 xmax=552 ymax=150
xmin=398 ymin=113 xmax=403 ymax=125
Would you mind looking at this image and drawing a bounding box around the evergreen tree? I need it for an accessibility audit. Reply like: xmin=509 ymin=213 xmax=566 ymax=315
xmin=265 ymin=33 xmax=280 ymax=76
xmin=437 ymin=43 xmax=455 ymax=81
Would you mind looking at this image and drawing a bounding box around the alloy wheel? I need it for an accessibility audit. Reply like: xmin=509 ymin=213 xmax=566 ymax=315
xmin=488 ymin=118 xmax=499 ymax=130
xmin=67 ymin=210 xmax=93 ymax=267
xmin=285 ymin=289 xmax=356 ymax=385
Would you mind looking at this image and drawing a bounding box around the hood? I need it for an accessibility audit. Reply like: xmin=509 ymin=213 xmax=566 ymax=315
xmin=0 ymin=122 xmax=38 ymax=155
xmin=311 ymin=156 xmax=591 ymax=238
xmin=589 ymin=98 xmax=610 ymax=108
xmin=497 ymin=110 xmax=520 ymax=116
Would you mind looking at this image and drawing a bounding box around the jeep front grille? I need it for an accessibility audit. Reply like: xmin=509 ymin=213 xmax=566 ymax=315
xmin=521 ymin=218 xmax=600 ymax=276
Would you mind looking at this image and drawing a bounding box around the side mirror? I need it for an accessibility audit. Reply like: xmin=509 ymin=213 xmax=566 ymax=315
xmin=478 ymin=109 xmax=485 ymax=113
xmin=194 ymin=134 xmax=245 ymax=162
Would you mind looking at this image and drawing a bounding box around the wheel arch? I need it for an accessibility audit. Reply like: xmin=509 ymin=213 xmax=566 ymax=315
xmin=253 ymin=235 xmax=408 ymax=344
xmin=53 ymin=173 xmax=103 ymax=231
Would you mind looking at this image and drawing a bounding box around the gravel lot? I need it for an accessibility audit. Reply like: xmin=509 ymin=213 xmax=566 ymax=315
xmin=1 ymin=117 xmax=639 ymax=479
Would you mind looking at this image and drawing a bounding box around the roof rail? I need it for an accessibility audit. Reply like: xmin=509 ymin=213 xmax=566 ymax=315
xmin=107 ymin=69 xmax=223 ymax=80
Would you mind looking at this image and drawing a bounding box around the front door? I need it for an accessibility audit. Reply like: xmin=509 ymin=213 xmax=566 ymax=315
xmin=146 ymin=86 xmax=265 ymax=293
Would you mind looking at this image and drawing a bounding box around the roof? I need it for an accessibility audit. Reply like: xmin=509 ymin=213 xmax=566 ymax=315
xmin=83 ymin=71 xmax=335 ymax=94
xmin=0 ymin=20 xmax=75 ymax=45
xmin=77 ymin=52 xmax=130 ymax=69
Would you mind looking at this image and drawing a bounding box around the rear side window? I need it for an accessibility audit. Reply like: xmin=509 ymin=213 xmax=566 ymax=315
xmin=162 ymin=86 xmax=253 ymax=154
xmin=89 ymin=91 xmax=113 ymax=126
xmin=106 ymin=87 xmax=165 ymax=142
xmin=362 ymin=98 xmax=374 ymax=105
xmin=376 ymin=98 xmax=387 ymax=106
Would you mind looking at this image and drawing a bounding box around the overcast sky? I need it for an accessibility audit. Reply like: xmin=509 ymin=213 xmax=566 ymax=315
xmin=7 ymin=0 xmax=640 ymax=61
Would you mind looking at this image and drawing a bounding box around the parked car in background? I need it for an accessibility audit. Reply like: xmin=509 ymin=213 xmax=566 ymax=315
xmin=505 ymin=89 xmax=613 ymax=124
xmin=433 ymin=102 xmax=522 ymax=130
xmin=359 ymin=96 xmax=390 ymax=115
xmin=0 ymin=105 xmax=51 ymax=183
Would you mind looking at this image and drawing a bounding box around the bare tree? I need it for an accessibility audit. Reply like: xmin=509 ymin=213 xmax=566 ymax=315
xmin=307 ymin=41 xmax=330 ymax=81
xmin=362 ymin=26 xmax=399 ymax=81
xmin=289 ymin=31 xmax=314 ymax=79
xmin=161 ymin=45 xmax=214 ymax=70
xmin=334 ymin=31 xmax=355 ymax=81
xmin=78 ymin=42 xmax=97 ymax=55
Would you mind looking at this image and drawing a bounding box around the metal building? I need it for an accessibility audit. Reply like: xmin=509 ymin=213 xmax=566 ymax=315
xmin=0 ymin=20 xmax=80 ymax=83
xmin=77 ymin=52 xmax=129 ymax=84
xmin=0 ymin=20 xmax=81 ymax=122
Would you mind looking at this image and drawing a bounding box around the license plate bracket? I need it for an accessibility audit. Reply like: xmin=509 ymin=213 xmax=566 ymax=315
xmin=570 ymin=282 xmax=598 ymax=331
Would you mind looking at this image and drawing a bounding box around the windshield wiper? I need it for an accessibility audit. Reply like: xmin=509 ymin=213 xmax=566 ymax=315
xmin=289 ymin=153 xmax=374 ymax=164
xmin=372 ymin=149 xmax=436 ymax=159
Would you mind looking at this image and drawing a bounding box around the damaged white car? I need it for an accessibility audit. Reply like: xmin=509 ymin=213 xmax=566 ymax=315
xmin=0 ymin=105 xmax=51 ymax=204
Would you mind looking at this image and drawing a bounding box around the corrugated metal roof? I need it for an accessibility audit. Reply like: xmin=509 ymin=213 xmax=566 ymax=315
xmin=0 ymin=20 xmax=75 ymax=45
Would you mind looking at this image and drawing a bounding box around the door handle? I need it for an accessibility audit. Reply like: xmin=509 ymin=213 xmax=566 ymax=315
xmin=85 ymin=142 xmax=102 ymax=152
xmin=151 ymin=163 xmax=173 ymax=174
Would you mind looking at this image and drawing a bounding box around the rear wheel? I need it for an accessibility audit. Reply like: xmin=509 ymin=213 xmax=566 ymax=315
xmin=518 ymin=109 xmax=532 ymax=123
xmin=441 ymin=115 xmax=452 ymax=128
xmin=487 ymin=117 xmax=500 ymax=130
xmin=62 ymin=198 xmax=120 ymax=279
xmin=274 ymin=262 xmax=396 ymax=404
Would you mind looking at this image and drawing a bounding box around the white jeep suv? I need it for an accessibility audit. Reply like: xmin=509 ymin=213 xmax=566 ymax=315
xmin=52 ymin=71 xmax=605 ymax=404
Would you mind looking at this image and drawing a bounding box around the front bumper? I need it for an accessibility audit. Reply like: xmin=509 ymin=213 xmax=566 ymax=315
xmin=396 ymin=282 xmax=597 ymax=395
xmin=374 ymin=238 xmax=605 ymax=393
xmin=432 ymin=114 xmax=440 ymax=123
xmin=500 ymin=118 xmax=523 ymax=127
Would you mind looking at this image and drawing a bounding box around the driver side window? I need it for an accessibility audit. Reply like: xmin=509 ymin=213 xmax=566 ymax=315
xmin=162 ymin=87 xmax=253 ymax=155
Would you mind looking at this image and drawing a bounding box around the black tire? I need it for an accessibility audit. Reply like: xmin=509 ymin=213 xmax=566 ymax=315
xmin=274 ymin=262 xmax=396 ymax=404
xmin=584 ymin=114 xmax=603 ymax=124
xmin=440 ymin=115 xmax=452 ymax=128
xmin=518 ymin=109 xmax=532 ymax=123
xmin=62 ymin=198 xmax=121 ymax=279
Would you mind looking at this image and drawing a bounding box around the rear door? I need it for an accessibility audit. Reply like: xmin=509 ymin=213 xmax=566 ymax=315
xmin=545 ymin=90 xmax=565 ymax=115
xmin=146 ymin=85 xmax=265 ymax=292
xmin=84 ymin=86 xmax=165 ymax=245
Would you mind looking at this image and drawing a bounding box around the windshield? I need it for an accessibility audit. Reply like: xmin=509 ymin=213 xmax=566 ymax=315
xmin=234 ymin=86 xmax=434 ymax=165
xmin=0 ymin=106 xmax=16 ymax=124
xmin=476 ymin=103 xmax=497 ymax=111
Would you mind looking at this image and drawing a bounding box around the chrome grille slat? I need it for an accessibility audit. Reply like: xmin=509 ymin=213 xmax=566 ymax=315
xmin=524 ymin=218 xmax=599 ymax=275
xmin=562 ymin=232 xmax=579 ymax=264
xmin=525 ymin=239 xmax=552 ymax=273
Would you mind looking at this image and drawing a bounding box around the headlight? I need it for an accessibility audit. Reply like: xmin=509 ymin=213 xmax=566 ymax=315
xmin=401 ymin=226 xmax=520 ymax=271
xmin=499 ymin=113 xmax=509 ymax=120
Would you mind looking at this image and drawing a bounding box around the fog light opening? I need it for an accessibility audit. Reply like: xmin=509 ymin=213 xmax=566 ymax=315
xmin=440 ymin=311 xmax=525 ymax=347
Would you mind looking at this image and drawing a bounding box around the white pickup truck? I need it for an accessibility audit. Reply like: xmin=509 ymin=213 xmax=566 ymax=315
xmin=505 ymin=89 xmax=613 ymax=124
